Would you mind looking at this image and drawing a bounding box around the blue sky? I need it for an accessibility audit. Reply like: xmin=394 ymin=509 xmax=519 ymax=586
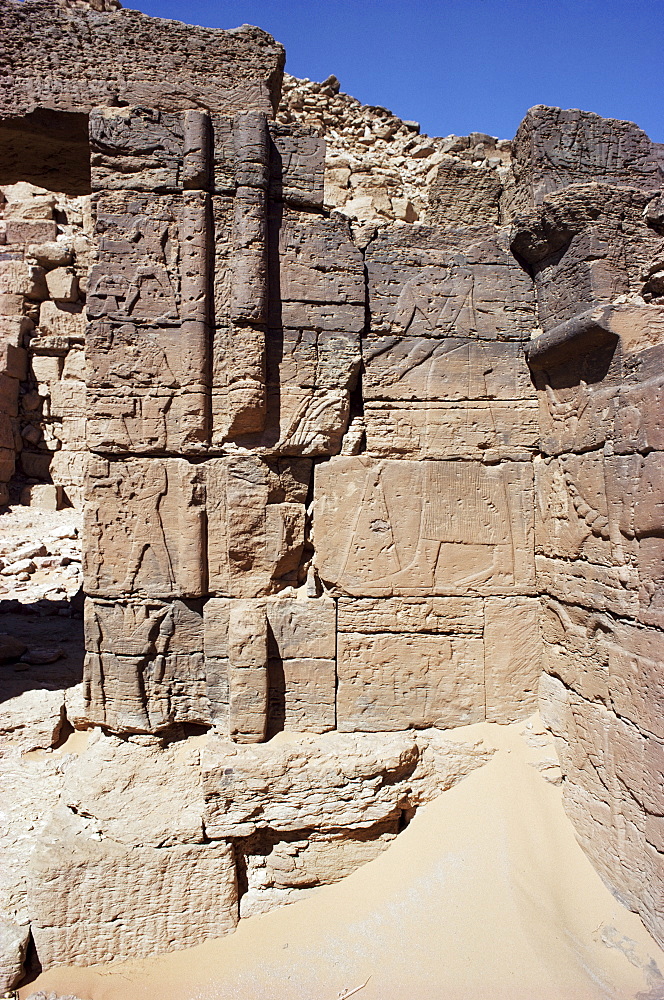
xmin=129 ymin=0 xmax=663 ymax=141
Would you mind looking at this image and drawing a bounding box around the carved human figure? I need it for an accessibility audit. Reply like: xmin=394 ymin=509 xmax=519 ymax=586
xmin=122 ymin=464 xmax=175 ymax=592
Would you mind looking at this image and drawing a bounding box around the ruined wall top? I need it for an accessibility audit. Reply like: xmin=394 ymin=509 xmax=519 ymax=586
xmin=0 ymin=0 xmax=285 ymax=119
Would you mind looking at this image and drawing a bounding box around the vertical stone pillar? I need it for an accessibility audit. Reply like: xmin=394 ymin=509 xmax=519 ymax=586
xmin=83 ymin=106 xmax=213 ymax=732
xmin=226 ymin=111 xmax=269 ymax=435
xmin=228 ymin=599 xmax=268 ymax=742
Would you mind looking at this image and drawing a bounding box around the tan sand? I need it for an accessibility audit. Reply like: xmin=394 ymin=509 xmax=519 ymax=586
xmin=21 ymin=719 xmax=664 ymax=1000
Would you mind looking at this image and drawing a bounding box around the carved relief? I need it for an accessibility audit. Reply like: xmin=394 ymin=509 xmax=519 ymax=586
xmin=314 ymin=457 xmax=535 ymax=597
xmin=206 ymin=455 xmax=309 ymax=597
xmin=366 ymin=224 xmax=535 ymax=340
xmin=84 ymin=456 xmax=206 ymax=598
xmin=83 ymin=597 xmax=207 ymax=732
xmin=87 ymin=180 xmax=211 ymax=453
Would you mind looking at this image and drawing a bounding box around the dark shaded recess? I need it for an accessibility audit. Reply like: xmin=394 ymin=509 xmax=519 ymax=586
xmin=19 ymin=929 xmax=42 ymax=989
xmin=266 ymin=617 xmax=285 ymax=739
xmin=233 ymin=817 xmax=402 ymax=904
xmin=0 ymin=594 xmax=84 ymax=706
xmin=526 ymin=309 xmax=620 ymax=390
xmin=0 ymin=109 xmax=91 ymax=195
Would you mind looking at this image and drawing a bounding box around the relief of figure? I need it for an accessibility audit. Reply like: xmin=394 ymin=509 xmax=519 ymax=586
xmin=544 ymin=378 xmax=591 ymax=440
xmin=88 ymin=265 xmax=178 ymax=323
xmin=391 ymin=270 xmax=476 ymax=335
xmin=85 ymin=600 xmax=177 ymax=731
xmin=122 ymin=463 xmax=176 ymax=593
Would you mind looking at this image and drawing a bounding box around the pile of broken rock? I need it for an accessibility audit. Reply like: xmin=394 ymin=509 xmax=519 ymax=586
xmin=0 ymin=505 xmax=81 ymax=605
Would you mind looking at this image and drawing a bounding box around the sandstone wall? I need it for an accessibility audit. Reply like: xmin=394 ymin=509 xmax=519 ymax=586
xmin=510 ymin=107 xmax=664 ymax=949
xmin=0 ymin=0 xmax=284 ymax=118
xmin=78 ymin=100 xmax=543 ymax=742
xmin=2 ymin=0 xmax=664 ymax=985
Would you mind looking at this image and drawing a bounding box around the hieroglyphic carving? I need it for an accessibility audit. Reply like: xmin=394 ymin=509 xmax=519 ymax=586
xmin=313 ymin=457 xmax=535 ymax=597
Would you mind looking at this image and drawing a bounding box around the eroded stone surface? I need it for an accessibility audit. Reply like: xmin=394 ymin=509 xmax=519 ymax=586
xmin=1 ymin=0 xmax=663 ymax=983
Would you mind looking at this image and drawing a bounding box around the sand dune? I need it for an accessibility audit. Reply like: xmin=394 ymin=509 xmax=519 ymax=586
xmin=21 ymin=719 xmax=664 ymax=1000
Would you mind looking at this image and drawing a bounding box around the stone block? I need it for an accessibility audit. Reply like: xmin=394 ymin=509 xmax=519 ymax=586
xmin=31 ymin=354 xmax=63 ymax=384
xmin=38 ymin=300 xmax=86 ymax=340
xmin=90 ymin=107 xmax=186 ymax=191
xmin=0 ymin=917 xmax=29 ymax=991
xmin=365 ymin=223 xmax=535 ymax=340
xmin=62 ymin=347 xmax=86 ymax=381
xmin=206 ymin=455 xmax=309 ymax=598
xmin=608 ymin=620 xmax=664 ymax=740
xmin=0 ymin=373 xmax=19 ymax=417
xmin=364 ymin=399 xmax=538 ymax=460
xmin=57 ymin=415 xmax=87 ymax=450
xmin=83 ymin=456 xmax=206 ymax=599
xmin=19 ymin=449 xmax=51 ymax=479
xmin=84 ymin=597 xmax=208 ymax=732
xmin=337 ymin=596 xmax=484 ymax=635
xmin=511 ymin=106 xmax=664 ymax=212
xmin=26 ymin=241 xmax=73 ymax=267
xmin=0 ymin=313 xmax=33 ymax=348
xmin=0 ymin=260 xmax=48 ymax=299
xmin=86 ymin=187 xmax=211 ymax=453
xmin=1 ymin=2 xmax=284 ymax=118
xmin=362 ymin=299 xmax=538 ymax=461
xmin=267 ymin=656 xmax=336 ymax=735
xmin=484 ymin=596 xmax=541 ymax=722
xmin=314 ymin=456 xmax=535 ymax=597
xmin=20 ymin=484 xmax=64 ymax=510
xmin=269 ymin=123 xmax=325 ymax=209
xmin=239 ymin=825 xmax=396 ymax=916
xmin=49 ymin=377 xmax=86 ymax=419
xmin=29 ymin=838 xmax=237 ymax=968
xmin=45 ymin=266 xmax=79 ymax=302
xmin=202 ymin=728 xmax=490 ymax=838
xmin=62 ymin=729 xmax=205 ymax=848
xmin=270 ymin=208 xmax=365 ymax=333
xmin=426 ymin=157 xmax=502 ymax=225
xmin=337 ymin=627 xmax=484 ymax=732
xmin=4 ymin=219 xmax=57 ymax=245
xmin=228 ymin=599 xmax=268 ymax=743
xmin=0 ymin=343 xmax=27 ymax=380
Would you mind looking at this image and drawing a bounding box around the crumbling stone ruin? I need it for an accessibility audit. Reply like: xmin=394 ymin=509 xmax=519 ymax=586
xmin=1 ymin=0 xmax=663 ymax=989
